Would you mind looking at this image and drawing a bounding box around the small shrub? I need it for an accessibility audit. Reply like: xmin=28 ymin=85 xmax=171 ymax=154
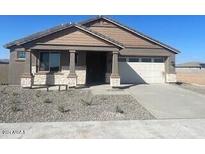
xmin=11 ymin=104 xmax=22 ymax=112
xmin=12 ymin=99 xmax=21 ymax=104
xmin=58 ymin=105 xmax=70 ymax=113
xmin=116 ymin=106 xmax=124 ymax=114
xmin=101 ymin=97 xmax=108 ymax=101
xmin=36 ymin=90 xmax=41 ymax=97
xmin=1 ymin=87 xmax=8 ymax=94
xmin=43 ymin=98 xmax=53 ymax=104
xmin=81 ymin=99 xmax=92 ymax=106
xmin=12 ymin=92 xmax=19 ymax=96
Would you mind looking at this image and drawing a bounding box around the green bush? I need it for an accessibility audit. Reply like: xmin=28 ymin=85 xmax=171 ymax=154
xmin=43 ymin=98 xmax=53 ymax=104
xmin=11 ymin=104 xmax=22 ymax=112
xmin=1 ymin=87 xmax=8 ymax=94
xmin=81 ymin=99 xmax=92 ymax=106
xmin=58 ymin=105 xmax=70 ymax=113
xmin=116 ymin=106 xmax=124 ymax=114
xmin=36 ymin=90 xmax=41 ymax=97
xmin=12 ymin=92 xmax=19 ymax=96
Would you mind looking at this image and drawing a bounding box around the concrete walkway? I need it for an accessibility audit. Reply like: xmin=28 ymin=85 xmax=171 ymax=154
xmin=127 ymin=84 xmax=205 ymax=119
xmin=1 ymin=119 xmax=205 ymax=139
xmin=83 ymin=84 xmax=129 ymax=95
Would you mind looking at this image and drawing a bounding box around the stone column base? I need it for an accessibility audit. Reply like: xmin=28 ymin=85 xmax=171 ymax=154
xmin=110 ymin=77 xmax=120 ymax=87
xmin=68 ymin=76 xmax=77 ymax=87
xmin=21 ymin=76 xmax=33 ymax=88
xmin=166 ymin=73 xmax=176 ymax=83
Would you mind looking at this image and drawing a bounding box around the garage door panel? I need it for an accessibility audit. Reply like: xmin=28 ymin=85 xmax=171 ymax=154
xmin=119 ymin=62 xmax=165 ymax=84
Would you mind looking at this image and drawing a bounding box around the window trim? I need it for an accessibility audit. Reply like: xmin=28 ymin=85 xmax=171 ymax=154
xmin=16 ymin=51 xmax=26 ymax=61
xmin=38 ymin=51 xmax=61 ymax=73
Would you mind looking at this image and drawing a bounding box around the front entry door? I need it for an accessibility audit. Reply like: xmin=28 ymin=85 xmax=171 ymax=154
xmin=86 ymin=52 xmax=106 ymax=84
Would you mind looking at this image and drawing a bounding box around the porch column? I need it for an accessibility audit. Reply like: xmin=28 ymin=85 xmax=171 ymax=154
xmin=21 ymin=49 xmax=33 ymax=88
xmin=110 ymin=51 xmax=120 ymax=87
xmin=68 ymin=50 xmax=77 ymax=87
xmin=165 ymin=56 xmax=176 ymax=83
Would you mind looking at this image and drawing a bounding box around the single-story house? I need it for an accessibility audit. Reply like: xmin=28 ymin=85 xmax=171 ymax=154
xmin=176 ymin=62 xmax=205 ymax=70
xmin=4 ymin=16 xmax=179 ymax=88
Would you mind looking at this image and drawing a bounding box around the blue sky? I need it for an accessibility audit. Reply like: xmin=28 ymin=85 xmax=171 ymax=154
xmin=0 ymin=15 xmax=205 ymax=64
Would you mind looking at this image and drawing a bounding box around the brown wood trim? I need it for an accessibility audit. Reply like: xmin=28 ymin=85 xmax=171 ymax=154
xmin=30 ymin=44 xmax=119 ymax=51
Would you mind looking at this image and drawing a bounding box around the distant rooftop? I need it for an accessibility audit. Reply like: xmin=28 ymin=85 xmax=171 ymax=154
xmin=0 ymin=59 xmax=9 ymax=64
xmin=176 ymin=61 xmax=205 ymax=68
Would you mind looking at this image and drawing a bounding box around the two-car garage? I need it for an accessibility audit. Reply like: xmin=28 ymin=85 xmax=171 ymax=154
xmin=119 ymin=56 xmax=166 ymax=84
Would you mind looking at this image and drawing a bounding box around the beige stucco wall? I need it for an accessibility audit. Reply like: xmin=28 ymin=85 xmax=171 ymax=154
xmin=8 ymin=49 xmax=25 ymax=85
xmin=0 ymin=63 xmax=9 ymax=84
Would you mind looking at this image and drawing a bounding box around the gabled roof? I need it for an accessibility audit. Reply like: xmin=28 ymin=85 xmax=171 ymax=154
xmin=4 ymin=16 xmax=180 ymax=54
xmin=4 ymin=23 xmax=124 ymax=49
xmin=80 ymin=16 xmax=180 ymax=54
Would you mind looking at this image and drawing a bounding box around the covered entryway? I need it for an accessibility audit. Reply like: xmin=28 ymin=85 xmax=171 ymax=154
xmin=86 ymin=52 xmax=107 ymax=84
xmin=119 ymin=57 xmax=166 ymax=84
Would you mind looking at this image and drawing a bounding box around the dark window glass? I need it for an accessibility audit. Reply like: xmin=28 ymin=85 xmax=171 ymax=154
xmin=118 ymin=57 xmax=126 ymax=62
xmin=17 ymin=51 xmax=26 ymax=59
xmin=50 ymin=53 xmax=60 ymax=72
xmin=39 ymin=52 xmax=49 ymax=71
xmin=129 ymin=58 xmax=139 ymax=62
xmin=154 ymin=57 xmax=164 ymax=63
xmin=39 ymin=52 xmax=60 ymax=72
xmin=75 ymin=53 xmax=78 ymax=65
xmin=141 ymin=58 xmax=152 ymax=62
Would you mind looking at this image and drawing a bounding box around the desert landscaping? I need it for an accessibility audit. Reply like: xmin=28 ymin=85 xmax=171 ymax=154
xmin=0 ymin=85 xmax=155 ymax=123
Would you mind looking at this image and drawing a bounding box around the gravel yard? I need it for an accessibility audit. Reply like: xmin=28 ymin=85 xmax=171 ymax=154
xmin=0 ymin=86 xmax=155 ymax=123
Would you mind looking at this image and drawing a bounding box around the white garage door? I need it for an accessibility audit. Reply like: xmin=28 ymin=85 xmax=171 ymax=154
xmin=119 ymin=57 xmax=165 ymax=84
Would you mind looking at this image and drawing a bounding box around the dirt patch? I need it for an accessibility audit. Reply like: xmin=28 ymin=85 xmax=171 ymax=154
xmin=175 ymin=83 xmax=205 ymax=95
xmin=176 ymin=71 xmax=205 ymax=85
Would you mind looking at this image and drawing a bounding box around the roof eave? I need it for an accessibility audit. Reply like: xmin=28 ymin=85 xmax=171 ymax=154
xmin=4 ymin=23 xmax=124 ymax=50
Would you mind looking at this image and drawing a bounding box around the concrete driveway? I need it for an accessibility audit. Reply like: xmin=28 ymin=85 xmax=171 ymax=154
xmin=1 ymin=119 xmax=205 ymax=139
xmin=127 ymin=84 xmax=205 ymax=119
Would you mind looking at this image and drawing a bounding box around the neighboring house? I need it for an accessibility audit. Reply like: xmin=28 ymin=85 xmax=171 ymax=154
xmin=176 ymin=62 xmax=205 ymax=70
xmin=0 ymin=59 xmax=9 ymax=84
xmin=176 ymin=62 xmax=205 ymax=85
xmin=4 ymin=16 xmax=179 ymax=88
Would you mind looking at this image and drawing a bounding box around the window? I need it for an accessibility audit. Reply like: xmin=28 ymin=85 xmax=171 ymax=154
xmin=154 ymin=57 xmax=164 ymax=63
xmin=17 ymin=51 xmax=26 ymax=60
xmin=50 ymin=53 xmax=60 ymax=72
xmin=141 ymin=57 xmax=152 ymax=62
xmin=118 ymin=57 xmax=127 ymax=62
xmin=129 ymin=57 xmax=139 ymax=62
xmin=39 ymin=52 xmax=60 ymax=72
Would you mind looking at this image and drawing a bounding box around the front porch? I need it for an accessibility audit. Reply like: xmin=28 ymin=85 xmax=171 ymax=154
xmin=21 ymin=46 xmax=121 ymax=89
